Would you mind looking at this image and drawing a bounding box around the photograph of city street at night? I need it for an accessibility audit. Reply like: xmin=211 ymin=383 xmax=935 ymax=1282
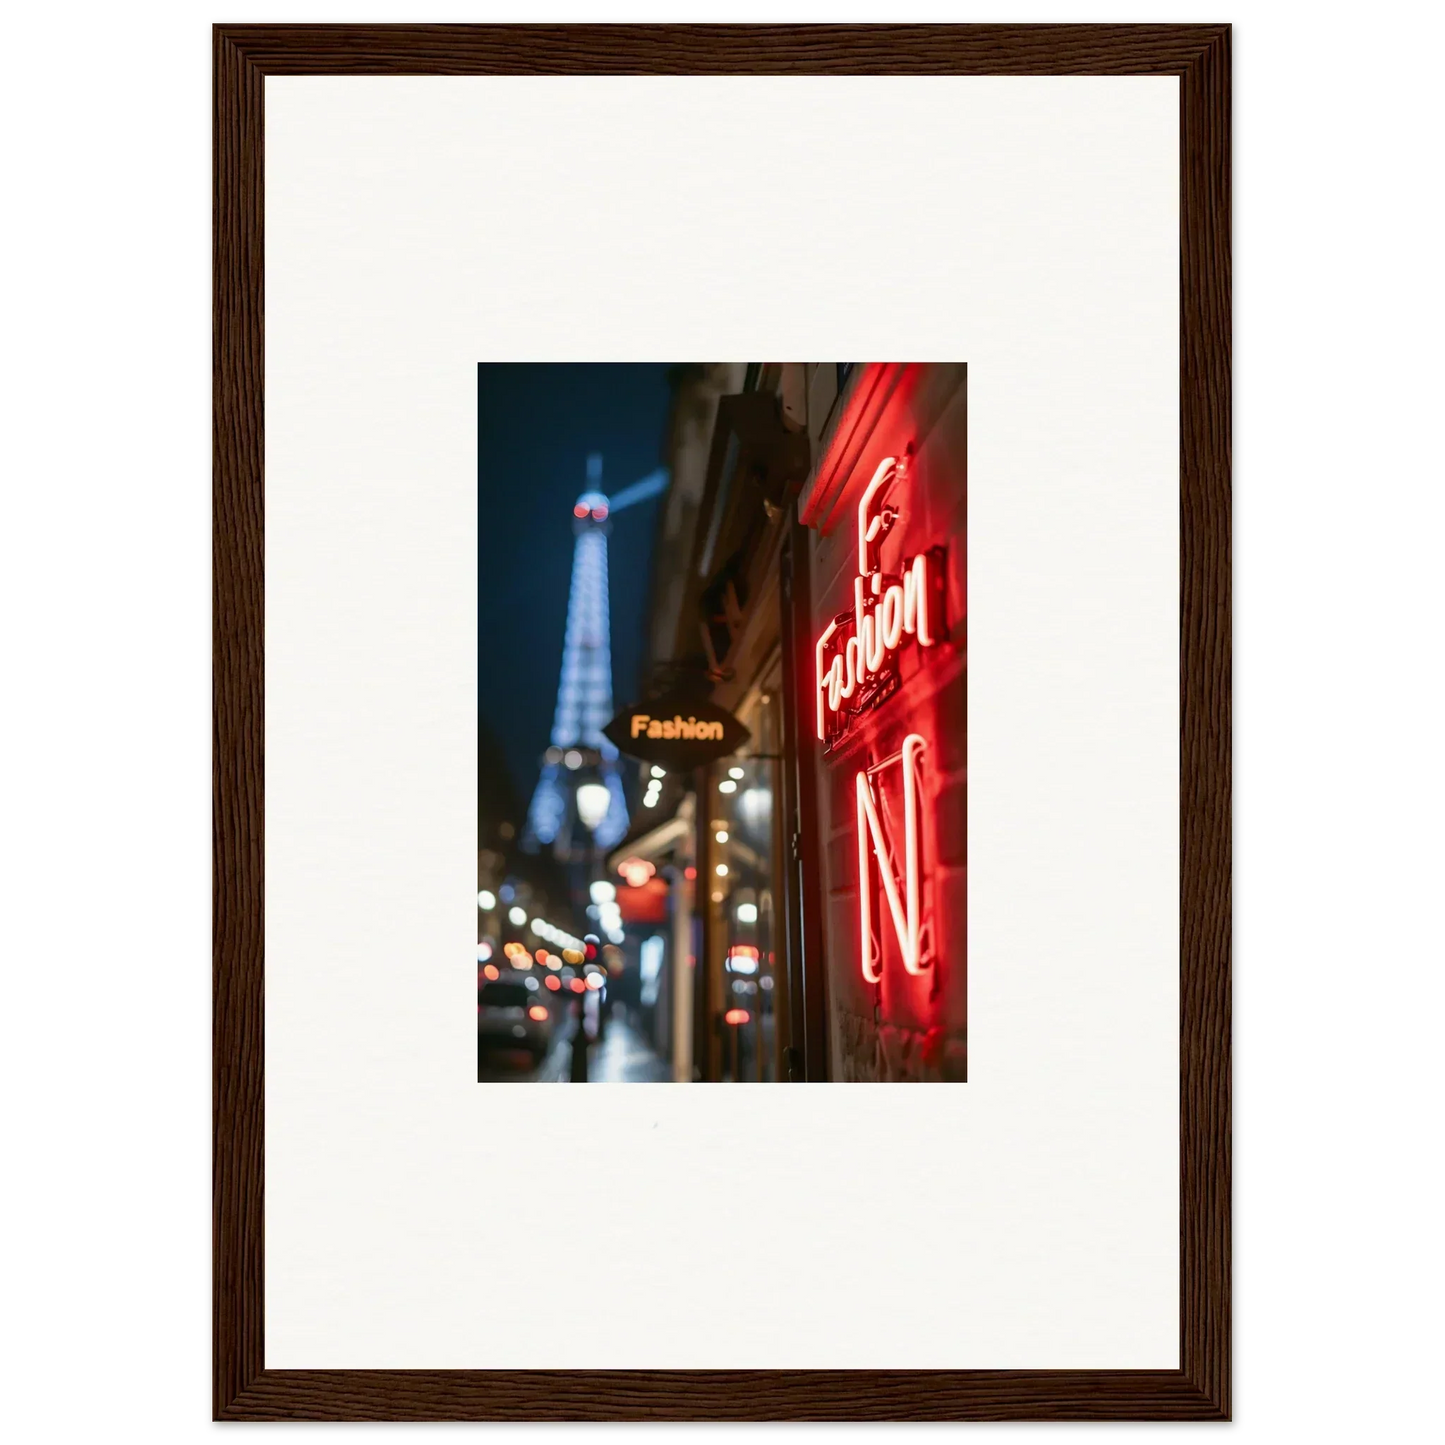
xmin=478 ymin=363 xmax=967 ymax=1082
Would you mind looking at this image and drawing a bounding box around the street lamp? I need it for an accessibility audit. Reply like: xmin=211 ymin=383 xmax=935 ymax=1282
xmin=576 ymin=781 xmax=611 ymax=832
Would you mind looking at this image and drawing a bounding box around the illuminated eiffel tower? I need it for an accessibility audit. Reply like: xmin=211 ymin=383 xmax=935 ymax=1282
xmin=522 ymin=453 xmax=668 ymax=859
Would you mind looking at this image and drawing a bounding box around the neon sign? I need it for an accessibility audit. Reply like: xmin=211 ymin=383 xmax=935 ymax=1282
xmin=815 ymin=456 xmax=944 ymax=751
xmin=856 ymin=733 xmax=931 ymax=982
xmin=811 ymin=454 xmax=946 ymax=983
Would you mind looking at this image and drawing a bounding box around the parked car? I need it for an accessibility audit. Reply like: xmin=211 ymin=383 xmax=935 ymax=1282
xmin=477 ymin=973 xmax=554 ymax=1061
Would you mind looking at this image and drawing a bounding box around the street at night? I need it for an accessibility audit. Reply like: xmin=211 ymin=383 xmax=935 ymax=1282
xmin=479 ymin=363 xmax=967 ymax=1083
xmin=478 ymin=1005 xmax=670 ymax=1084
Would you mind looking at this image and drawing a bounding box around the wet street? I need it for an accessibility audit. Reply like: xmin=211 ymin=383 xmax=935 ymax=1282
xmin=478 ymin=1007 xmax=669 ymax=1083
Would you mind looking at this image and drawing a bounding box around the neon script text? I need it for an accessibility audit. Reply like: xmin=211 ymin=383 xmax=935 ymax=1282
xmin=815 ymin=456 xmax=942 ymax=747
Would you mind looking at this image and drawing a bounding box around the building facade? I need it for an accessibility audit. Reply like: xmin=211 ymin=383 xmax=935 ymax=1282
xmin=609 ymin=362 xmax=967 ymax=1082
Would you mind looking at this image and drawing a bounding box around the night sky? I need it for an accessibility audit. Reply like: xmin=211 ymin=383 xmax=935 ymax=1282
xmin=478 ymin=364 xmax=674 ymax=810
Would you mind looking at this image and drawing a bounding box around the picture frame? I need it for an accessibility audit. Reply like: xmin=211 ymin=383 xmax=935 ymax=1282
xmin=214 ymin=22 xmax=1230 ymax=1421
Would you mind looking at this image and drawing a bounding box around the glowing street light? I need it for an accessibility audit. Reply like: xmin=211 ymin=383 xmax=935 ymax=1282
xmin=618 ymin=857 xmax=655 ymax=888
xmin=576 ymin=781 xmax=612 ymax=832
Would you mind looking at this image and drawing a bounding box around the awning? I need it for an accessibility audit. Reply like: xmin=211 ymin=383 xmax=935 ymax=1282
xmin=605 ymin=793 xmax=694 ymax=873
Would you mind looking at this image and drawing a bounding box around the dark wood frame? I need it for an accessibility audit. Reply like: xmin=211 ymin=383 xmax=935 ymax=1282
xmin=215 ymin=23 xmax=1230 ymax=1421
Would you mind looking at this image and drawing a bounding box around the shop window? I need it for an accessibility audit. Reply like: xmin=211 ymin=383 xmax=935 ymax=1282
xmin=705 ymin=679 xmax=785 ymax=1081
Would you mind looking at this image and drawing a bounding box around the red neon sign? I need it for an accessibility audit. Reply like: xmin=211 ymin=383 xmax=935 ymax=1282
xmin=815 ymin=456 xmax=944 ymax=751
xmin=811 ymin=454 xmax=945 ymax=984
xmin=857 ymin=733 xmax=931 ymax=982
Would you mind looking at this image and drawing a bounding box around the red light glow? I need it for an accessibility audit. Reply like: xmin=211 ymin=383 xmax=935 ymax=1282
xmin=617 ymin=875 xmax=669 ymax=925
xmin=573 ymin=503 xmax=589 ymax=518
xmin=528 ymin=1005 xmax=549 ymax=1022
xmin=857 ymin=732 xmax=930 ymax=982
xmin=724 ymin=1008 xmax=750 ymax=1025
xmin=618 ymin=856 xmax=656 ymax=888
xmin=482 ymin=963 xmax=499 ymax=981
xmin=569 ymin=978 xmax=586 ymax=993
xmin=544 ymin=974 xmax=561 ymax=991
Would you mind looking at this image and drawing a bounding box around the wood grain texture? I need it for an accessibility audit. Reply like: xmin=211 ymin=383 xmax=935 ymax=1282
xmin=218 ymin=22 xmax=1223 ymax=76
xmin=214 ymin=22 xmax=1230 ymax=1421
xmin=219 ymin=1367 xmax=1219 ymax=1422
xmin=213 ymin=25 xmax=265 ymax=1423
xmin=1177 ymin=22 xmax=1232 ymax=1423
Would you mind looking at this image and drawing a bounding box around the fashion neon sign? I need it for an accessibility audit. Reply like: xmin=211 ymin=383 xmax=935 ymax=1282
xmin=815 ymin=456 xmax=943 ymax=750
xmin=812 ymin=455 xmax=945 ymax=983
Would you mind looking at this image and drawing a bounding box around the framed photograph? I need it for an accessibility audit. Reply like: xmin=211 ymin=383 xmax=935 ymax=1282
xmin=215 ymin=23 xmax=1229 ymax=1421
xmin=473 ymin=362 xmax=968 ymax=1088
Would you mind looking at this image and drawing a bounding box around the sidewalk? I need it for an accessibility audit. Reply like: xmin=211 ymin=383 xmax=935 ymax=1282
xmin=580 ymin=1009 xmax=670 ymax=1083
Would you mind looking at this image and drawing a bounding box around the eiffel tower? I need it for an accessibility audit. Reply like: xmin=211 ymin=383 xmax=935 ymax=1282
xmin=522 ymin=453 xmax=668 ymax=859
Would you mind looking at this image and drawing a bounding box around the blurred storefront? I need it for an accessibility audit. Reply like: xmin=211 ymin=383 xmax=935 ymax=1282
xmin=608 ymin=363 xmax=967 ymax=1082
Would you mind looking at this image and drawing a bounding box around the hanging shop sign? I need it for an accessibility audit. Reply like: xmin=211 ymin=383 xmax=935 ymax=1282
xmin=815 ymin=455 xmax=946 ymax=753
xmin=603 ymin=691 xmax=751 ymax=768
xmin=616 ymin=876 xmax=670 ymax=925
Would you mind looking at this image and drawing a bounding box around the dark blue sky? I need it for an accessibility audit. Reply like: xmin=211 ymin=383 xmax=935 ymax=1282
xmin=478 ymin=364 xmax=674 ymax=807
